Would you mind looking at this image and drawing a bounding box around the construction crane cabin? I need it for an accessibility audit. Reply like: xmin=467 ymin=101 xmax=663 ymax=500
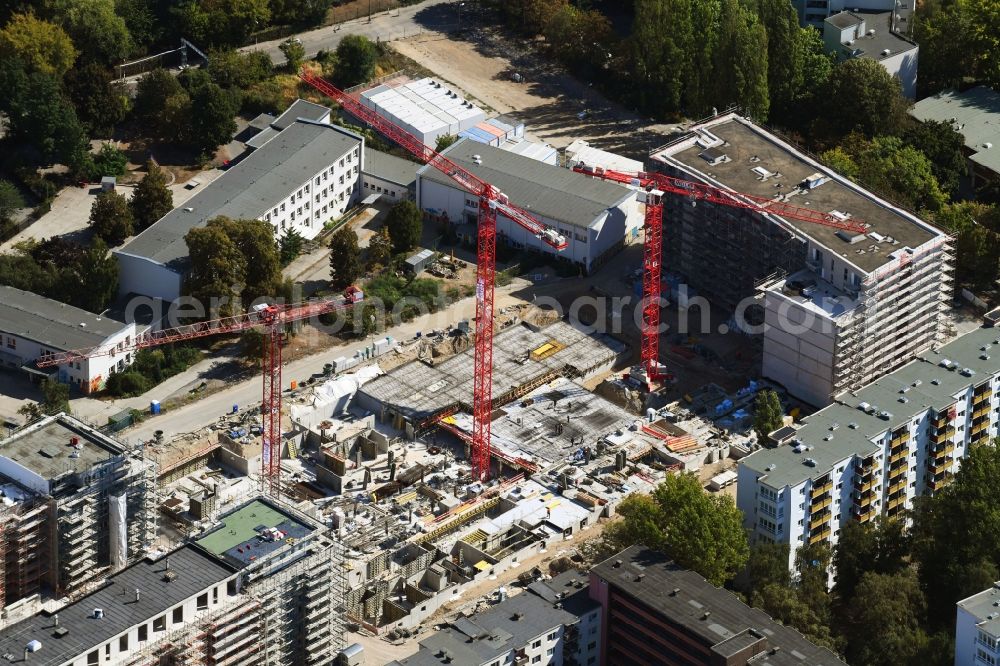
xmin=299 ymin=70 xmax=569 ymax=483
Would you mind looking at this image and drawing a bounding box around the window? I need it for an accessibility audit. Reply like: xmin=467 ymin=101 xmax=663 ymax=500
xmin=547 ymin=632 xmax=558 ymax=641
xmin=323 ymin=172 xmax=328 ymax=181
xmin=531 ymin=657 xmax=541 ymax=664
xmin=174 ymin=606 xmax=185 ymax=622
xmin=339 ymin=158 xmax=345 ymax=168
xmin=106 ymin=644 xmax=111 ymax=658
xmin=760 ymin=486 xmax=778 ymax=502
xmin=280 ymin=203 xmax=286 ymax=212
xmin=154 ymin=616 xmax=166 ymax=632
xmin=588 ymin=658 xmax=596 ymax=665
xmin=213 ymin=587 xmax=219 ymax=603
xmin=547 ymin=647 xmax=555 ymax=656
xmin=339 ymin=174 xmax=345 ymax=185
xmin=87 ymin=650 xmax=99 ymax=665
xmin=6 ymin=337 xmax=14 ymax=349
xmin=119 ymin=635 xmax=128 ymax=651
xmin=588 ymin=641 xmax=597 ymax=650
xmin=315 ymin=177 xmax=320 ymax=186
xmin=138 ymin=625 xmax=148 ymax=642
xmin=758 ymin=517 xmax=777 ymax=534
xmin=978 ymin=649 xmax=997 ymax=665
xmin=532 ymin=640 xmax=542 ymax=649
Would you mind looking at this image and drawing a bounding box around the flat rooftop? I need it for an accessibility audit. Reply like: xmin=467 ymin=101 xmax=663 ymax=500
xmin=958 ymin=582 xmax=1000 ymax=637
xmin=0 ymin=414 xmax=124 ymax=483
xmin=0 ymin=545 xmax=234 ymax=666
xmin=910 ymin=86 xmax=1000 ymax=177
xmin=0 ymin=285 xmax=129 ymax=352
xmin=363 ymin=147 xmax=419 ymax=189
xmin=195 ymin=498 xmax=316 ymax=568
xmin=358 ymin=321 xmax=623 ymax=421
xmin=652 ymin=114 xmax=942 ymax=274
xmin=592 ymin=546 xmax=847 ymax=665
xmin=827 ymin=11 xmax=917 ymax=62
xmin=419 ymin=139 xmax=634 ymax=228
xmin=743 ymin=323 xmax=1000 ymax=489
xmin=765 ymin=269 xmax=860 ymax=319
xmin=118 ymin=119 xmax=361 ymax=269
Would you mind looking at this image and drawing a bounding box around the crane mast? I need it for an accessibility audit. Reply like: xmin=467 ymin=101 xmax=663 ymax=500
xmin=572 ymin=165 xmax=867 ymax=386
xmin=300 ymin=71 xmax=568 ymax=481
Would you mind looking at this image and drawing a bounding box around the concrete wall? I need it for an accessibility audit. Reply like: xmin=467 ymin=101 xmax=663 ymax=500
xmin=761 ymin=290 xmax=839 ymax=407
xmin=361 ymin=174 xmax=413 ymax=203
xmin=115 ymin=252 xmax=185 ymax=302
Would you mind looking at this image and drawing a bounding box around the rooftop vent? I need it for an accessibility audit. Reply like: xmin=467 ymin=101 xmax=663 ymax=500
xmin=670 ymin=588 xmax=680 ymax=596
xmin=613 ymin=560 xmax=622 ymax=568
xmin=836 ymin=230 xmax=867 ymax=244
xmin=804 ymin=458 xmax=817 ymax=467
xmin=92 ymin=608 xmax=104 ymax=619
xmin=849 ymin=422 xmax=859 ymax=429
xmin=765 ymin=464 xmax=776 ymax=472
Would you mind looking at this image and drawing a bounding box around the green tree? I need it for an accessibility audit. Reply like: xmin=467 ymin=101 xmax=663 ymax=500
xmin=17 ymin=401 xmax=43 ymax=423
xmin=89 ymin=190 xmax=134 ymax=245
xmin=498 ymin=0 xmax=568 ymax=35
xmin=114 ymin=0 xmax=159 ymax=51
xmin=90 ymin=142 xmax=129 ymax=178
xmin=745 ymin=541 xmax=791 ymax=596
xmin=602 ymin=492 xmax=666 ymax=552
xmin=832 ymin=517 xmax=909 ymax=606
xmin=184 ymin=224 xmax=247 ymax=316
xmin=367 ymin=227 xmax=392 ymax=269
xmin=0 ymin=180 xmax=25 ymax=223
xmin=543 ymin=5 xmax=613 ymax=71
xmin=912 ymin=442 xmax=1000 ymax=628
xmin=334 ymin=35 xmax=377 ymax=87
xmin=385 ymin=200 xmax=422 ymax=254
xmin=754 ymin=0 xmax=803 ymax=118
xmin=853 ymin=136 xmax=948 ymax=212
xmin=130 ymin=161 xmax=173 ymax=232
xmin=823 ymin=58 xmax=909 ymax=138
xmin=104 ymin=371 xmax=152 ymax=397
xmin=0 ymin=11 xmax=77 ymax=77
xmin=134 ymin=68 xmax=185 ymax=128
xmin=842 ymin=570 xmax=928 ymax=666
xmin=172 ymin=0 xmax=269 ymax=48
xmin=435 ymin=134 xmax=458 ymax=152
xmin=279 ymin=227 xmax=304 ymax=266
xmin=222 ymin=217 xmax=281 ymax=304
xmin=186 ymin=82 xmax=238 ymax=156
xmin=62 ymin=238 xmax=119 ymax=312
xmin=279 ymin=37 xmax=305 ymax=70
xmin=270 ymin=0 xmax=333 ymax=26
xmin=933 ymin=202 xmax=1000 ymax=291
xmin=819 ymin=146 xmax=859 ymax=180
xmin=41 ymin=379 xmax=71 ymax=414
xmin=902 ymin=119 xmax=967 ymax=198
xmin=329 ymin=225 xmax=362 ymax=290
xmin=629 ymin=0 xmax=692 ymax=117
xmin=5 ymin=71 xmax=88 ymax=168
xmin=753 ymin=389 xmax=783 ymax=444
xmin=207 ymin=48 xmax=273 ymax=89
xmin=45 ymin=0 xmax=133 ymax=65
xmin=64 ymin=62 xmax=129 ymax=137
xmin=711 ymin=0 xmax=769 ymax=120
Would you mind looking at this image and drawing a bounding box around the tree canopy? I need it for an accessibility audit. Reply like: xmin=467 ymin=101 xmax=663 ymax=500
xmin=753 ymin=389 xmax=783 ymax=444
xmin=329 ymin=225 xmax=362 ymax=290
xmin=334 ymin=35 xmax=377 ymax=87
xmin=130 ymin=161 xmax=174 ymax=232
xmin=89 ymin=190 xmax=134 ymax=245
xmin=0 ymin=11 xmax=76 ymax=77
xmin=385 ymin=200 xmax=422 ymax=255
xmin=822 ymin=58 xmax=909 ymax=138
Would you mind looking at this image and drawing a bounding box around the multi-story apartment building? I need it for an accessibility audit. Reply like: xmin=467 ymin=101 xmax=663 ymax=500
xmin=0 ymin=497 xmax=344 ymax=665
xmin=737 ymin=322 xmax=1000 ymax=574
xmin=116 ymin=103 xmax=365 ymax=302
xmin=0 ymin=286 xmax=137 ymax=394
xmin=0 ymin=413 xmax=156 ymax=615
xmin=589 ymin=545 xmax=846 ymax=665
xmin=388 ymin=569 xmax=602 ymax=666
xmin=651 ymin=113 xmax=952 ymax=406
xmin=955 ymin=582 xmax=1000 ymax=666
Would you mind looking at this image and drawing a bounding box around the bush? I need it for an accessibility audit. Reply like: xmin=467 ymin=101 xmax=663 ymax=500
xmin=104 ymin=372 xmax=153 ymax=397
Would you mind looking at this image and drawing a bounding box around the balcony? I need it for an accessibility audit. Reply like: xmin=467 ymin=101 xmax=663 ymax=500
xmin=888 ymin=448 xmax=909 ymax=465
xmin=933 ymin=442 xmax=956 ymax=458
xmin=811 ymin=481 xmax=833 ymax=499
xmin=809 ymin=528 xmax=832 ymax=545
xmin=973 ymin=405 xmax=991 ymax=420
xmin=926 ymin=472 xmax=954 ymax=492
xmin=811 ymin=496 xmax=832 ymax=512
xmin=855 ymin=506 xmax=877 ymax=523
xmin=886 ymin=496 xmax=906 ymax=511
xmin=887 ymin=465 xmax=908 ymax=483
xmin=932 ymin=428 xmax=956 ymax=444
xmin=972 ymin=421 xmax=990 ymax=436
xmin=855 ymin=477 xmax=877 ymax=493
xmin=888 ymin=479 xmax=907 ymax=496
xmin=890 ymin=432 xmax=911 ymax=447
xmin=854 ymin=491 xmax=875 ymax=508
xmin=973 ymin=389 xmax=993 ymax=406
xmin=810 ymin=511 xmax=831 ymax=530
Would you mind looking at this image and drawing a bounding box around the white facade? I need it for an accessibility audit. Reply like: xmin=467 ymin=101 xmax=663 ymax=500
xmin=360 ymin=77 xmax=486 ymax=147
xmin=739 ymin=325 xmax=1000 ymax=576
xmin=417 ymin=176 xmax=641 ymax=271
xmin=361 ymin=174 xmax=411 ymax=202
xmin=262 ymin=144 xmax=362 ymax=238
xmin=823 ymin=12 xmax=918 ymax=98
xmin=956 ymin=583 xmax=1000 ymax=666
xmin=564 ymin=139 xmax=643 ymax=174
xmin=795 ymin=0 xmax=895 ymax=26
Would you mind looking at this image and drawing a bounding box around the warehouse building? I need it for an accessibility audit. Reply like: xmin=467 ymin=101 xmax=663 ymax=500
xmin=360 ymin=77 xmax=486 ymax=147
xmin=116 ymin=118 xmax=364 ymax=302
xmin=418 ymin=140 xmax=642 ymax=271
xmin=0 ymin=286 xmax=136 ymax=394
xmin=737 ymin=322 xmax=1000 ymax=575
xmin=0 ymin=413 xmax=156 ymax=614
xmin=652 ymin=113 xmax=952 ymax=406
xmin=0 ymin=496 xmax=344 ymax=665
xmin=590 ymin=546 xmax=847 ymax=665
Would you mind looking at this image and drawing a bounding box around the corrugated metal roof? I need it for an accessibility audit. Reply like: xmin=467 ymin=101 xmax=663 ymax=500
xmin=117 ymin=121 xmax=362 ymax=268
xmin=418 ymin=139 xmax=632 ymax=228
xmin=0 ymin=546 xmax=234 ymax=666
xmin=0 ymin=285 xmax=130 ymax=352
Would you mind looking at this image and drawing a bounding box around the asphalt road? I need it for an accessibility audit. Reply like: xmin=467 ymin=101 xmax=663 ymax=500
xmin=243 ymin=0 xmax=461 ymax=65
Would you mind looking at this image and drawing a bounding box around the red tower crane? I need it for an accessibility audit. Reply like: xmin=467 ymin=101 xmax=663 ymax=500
xmin=299 ymin=71 xmax=568 ymax=482
xmin=571 ymin=165 xmax=868 ymax=386
xmin=34 ymin=298 xmax=348 ymax=497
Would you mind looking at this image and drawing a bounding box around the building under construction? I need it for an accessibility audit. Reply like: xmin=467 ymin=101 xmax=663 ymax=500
xmin=0 ymin=414 xmax=156 ymax=619
xmin=0 ymin=496 xmax=346 ymax=665
xmin=652 ymin=113 xmax=953 ymax=406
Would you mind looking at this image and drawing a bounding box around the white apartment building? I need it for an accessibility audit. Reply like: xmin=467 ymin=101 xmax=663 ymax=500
xmin=823 ymin=12 xmax=919 ymax=98
xmin=791 ymin=0 xmax=898 ymax=27
xmin=116 ymin=110 xmax=364 ymax=302
xmin=737 ymin=323 xmax=1000 ymax=575
xmin=652 ymin=113 xmax=952 ymax=407
xmin=0 ymin=286 xmax=136 ymax=394
xmin=956 ymin=582 xmax=1000 ymax=666
xmin=418 ymin=139 xmax=642 ymax=272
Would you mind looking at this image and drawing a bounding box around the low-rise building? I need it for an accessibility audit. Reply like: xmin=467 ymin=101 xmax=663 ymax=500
xmin=792 ymin=0 xmax=900 ymax=29
xmin=418 ymin=139 xmax=642 ymax=272
xmin=362 ymin=147 xmax=418 ymax=202
xmin=737 ymin=323 xmax=1000 ymax=575
xmin=116 ymin=116 xmax=364 ymax=302
xmin=955 ymin=581 xmax=1000 ymax=666
xmin=0 ymin=286 xmax=136 ymax=393
xmin=361 ymin=77 xmax=487 ymax=147
xmin=909 ymin=86 xmax=1000 ymax=189
xmin=564 ymin=139 xmax=643 ymax=175
xmin=823 ymin=11 xmax=919 ymax=98
xmin=589 ymin=545 xmax=847 ymax=665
